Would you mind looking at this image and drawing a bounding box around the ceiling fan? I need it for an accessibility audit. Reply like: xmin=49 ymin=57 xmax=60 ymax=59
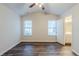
xmin=29 ymin=3 xmax=45 ymax=10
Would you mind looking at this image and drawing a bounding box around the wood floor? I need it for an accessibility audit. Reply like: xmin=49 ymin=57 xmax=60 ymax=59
xmin=2 ymin=42 xmax=76 ymax=56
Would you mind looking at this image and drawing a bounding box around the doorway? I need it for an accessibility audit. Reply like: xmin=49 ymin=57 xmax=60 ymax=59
xmin=64 ymin=15 xmax=72 ymax=45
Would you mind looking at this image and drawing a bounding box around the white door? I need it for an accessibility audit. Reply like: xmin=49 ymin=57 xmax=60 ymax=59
xmin=57 ymin=19 xmax=65 ymax=45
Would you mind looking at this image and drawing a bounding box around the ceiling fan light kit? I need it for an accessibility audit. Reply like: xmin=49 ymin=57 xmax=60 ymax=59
xmin=29 ymin=3 xmax=45 ymax=10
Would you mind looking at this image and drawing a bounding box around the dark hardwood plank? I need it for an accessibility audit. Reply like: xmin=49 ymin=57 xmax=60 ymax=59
xmin=2 ymin=42 xmax=76 ymax=56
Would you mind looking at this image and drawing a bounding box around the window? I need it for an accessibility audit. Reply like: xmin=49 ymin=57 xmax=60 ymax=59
xmin=48 ymin=20 xmax=56 ymax=36
xmin=24 ymin=20 xmax=32 ymax=36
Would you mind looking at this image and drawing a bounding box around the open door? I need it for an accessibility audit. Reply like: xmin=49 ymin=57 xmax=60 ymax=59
xmin=57 ymin=19 xmax=65 ymax=45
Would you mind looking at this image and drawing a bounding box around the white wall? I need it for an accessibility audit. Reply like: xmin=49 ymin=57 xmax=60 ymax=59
xmin=21 ymin=13 xmax=58 ymax=42
xmin=0 ymin=4 xmax=20 ymax=55
xmin=61 ymin=4 xmax=79 ymax=55
xmin=72 ymin=4 xmax=79 ymax=55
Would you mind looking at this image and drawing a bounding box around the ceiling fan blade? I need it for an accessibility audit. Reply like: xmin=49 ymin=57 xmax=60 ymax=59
xmin=29 ymin=3 xmax=35 ymax=8
xmin=42 ymin=6 xmax=45 ymax=10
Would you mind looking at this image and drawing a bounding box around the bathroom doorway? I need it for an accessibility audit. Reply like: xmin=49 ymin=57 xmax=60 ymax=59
xmin=64 ymin=15 xmax=72 ymax=45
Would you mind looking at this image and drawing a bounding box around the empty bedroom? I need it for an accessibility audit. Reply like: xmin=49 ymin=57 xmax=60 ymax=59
xmin=0 ymin=3 xmax=79 ymax=56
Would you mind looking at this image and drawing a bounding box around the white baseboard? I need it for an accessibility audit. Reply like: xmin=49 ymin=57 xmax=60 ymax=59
xmin=20 ymin=40 xmax=56 ymax=42
xmin=72 ymin=49 xmax=79 ymax=56
xmin=0 ymin=41 xmax=20 ymax=56
xmin=20 ymin=41 xmax=56 ymax=42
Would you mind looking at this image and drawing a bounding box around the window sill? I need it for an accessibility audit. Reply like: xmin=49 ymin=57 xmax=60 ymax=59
xmin=24 ymin=35 xmax=32 ymax=37
xmin=48 ymin=35 xmax=56 ymax=37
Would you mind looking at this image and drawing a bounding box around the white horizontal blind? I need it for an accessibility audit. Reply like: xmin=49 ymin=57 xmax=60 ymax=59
xmin=24 ymin=20 xmax=32 ymax=36
xmin=48 ymin=20 xmax=56 ymax=36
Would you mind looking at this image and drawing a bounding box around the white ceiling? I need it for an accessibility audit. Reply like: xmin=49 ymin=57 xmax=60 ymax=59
xmin=3 ymin=3 xmax=76 ymax=16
